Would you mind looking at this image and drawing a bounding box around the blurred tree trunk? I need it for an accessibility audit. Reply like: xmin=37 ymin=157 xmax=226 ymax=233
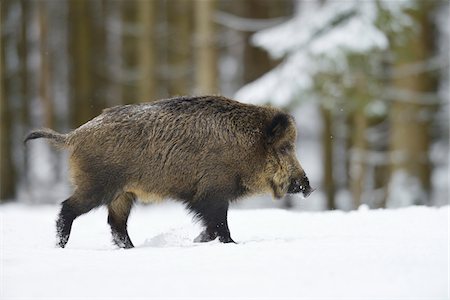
xmin=349 ymin=70 xmax=369 ymax=209
xmin=321 ymin=105 xmax=335 ymax=210
xmin=371 ymin=61 xmax=391 ymax=208
xmin=167 ymin=0 xmax=191 ymax=96
xmin=104 ymin=0 xmax=123 ymax=106
xmin=68 ymin=0 xmax=105 ymax=124
xmin=91 ymin=0 xmax=107 ymax=112
xmin=195 ymin=0 xmax=217 ymax=95
xmin=0 ymin=76 xmax=15 ymax=201
xmin=349 ymin=108 xmax=368 ymax=209
xmin=239 ymin=0 xmax=272 ymax=84
xmin=19 ymin=0 xmax=30 ymax=185
xmin=122 ymin=1 xmax=137 ymax=103
xmin=387 ymin=3 xmax=438 ymax=205
xmin=69 ymin=0 xmax=94 ymax=127
xmin=0 ymin=1 xmax=16 ymax=201
xmin=38 ymin=0 xmax=53 ymax=129
xmin=240 ymin=0 xmax=294 ymax=85
xmin=137 ymin=0 xmax=156 ymax=102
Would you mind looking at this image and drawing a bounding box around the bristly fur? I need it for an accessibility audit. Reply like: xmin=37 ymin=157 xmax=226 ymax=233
xmin=265 ymin=113 xmax=292 ymax=144
xmin=25 ymin=95 xmax=311 ymax=248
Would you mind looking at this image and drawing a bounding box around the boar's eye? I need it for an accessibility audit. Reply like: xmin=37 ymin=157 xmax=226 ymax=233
xmin=279 ymin=144 xmax=293 ymax=155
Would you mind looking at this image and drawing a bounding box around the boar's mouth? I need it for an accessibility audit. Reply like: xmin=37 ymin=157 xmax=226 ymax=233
xmin=301 ymin=186 xmax=315 ymax=198
xmin=287 ymin=177 xmax=314 ymax=198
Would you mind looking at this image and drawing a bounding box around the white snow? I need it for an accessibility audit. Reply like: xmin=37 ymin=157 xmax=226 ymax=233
xmin=1 ymin=202 xmax=448 ymax=299
xmin=387 ymin=170 xmax=428 ymax=207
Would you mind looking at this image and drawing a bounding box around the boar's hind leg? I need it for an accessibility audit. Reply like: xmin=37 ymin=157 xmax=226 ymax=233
xmin=56 ymin=190 xmax=108 ymax=248
xmin=189 ymin=197 xmax=236 ymax=244
xmin=107 ymin=192 xmax=135 ymax=249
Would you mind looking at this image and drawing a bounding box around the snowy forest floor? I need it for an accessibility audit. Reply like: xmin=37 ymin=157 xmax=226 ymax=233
xmin=1 ymin=202 xmax=448 ymax=299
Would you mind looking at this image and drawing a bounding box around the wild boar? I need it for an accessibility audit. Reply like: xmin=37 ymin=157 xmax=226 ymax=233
xmin=24 ymin=95 xmax=313 ymax=248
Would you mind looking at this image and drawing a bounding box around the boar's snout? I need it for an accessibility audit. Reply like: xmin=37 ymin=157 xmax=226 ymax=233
xmin=287 ymin=173 xmax=314 ymax=198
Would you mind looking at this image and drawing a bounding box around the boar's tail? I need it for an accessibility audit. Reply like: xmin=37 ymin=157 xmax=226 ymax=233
xmin=24 ymin=129 xmax=67 ymax=147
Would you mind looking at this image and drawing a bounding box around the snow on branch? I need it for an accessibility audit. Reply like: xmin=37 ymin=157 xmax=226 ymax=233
xmin=236 ymin=0 xmax=413 ymax=107
xmin=214 ymin=11 xmax=289 ymax=32
xmin=251 ymin=1 xmax=389 ymax=59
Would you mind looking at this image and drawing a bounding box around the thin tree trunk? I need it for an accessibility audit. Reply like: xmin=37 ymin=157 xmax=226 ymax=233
xmin=321 ymin=105 xmax=335 ymax=210
xmin=195 ymin=0 xmax=217 ymax=95
xmin=69 ymin=0 xmax=93 ymax=127
xmin=38 ymin=0 xmax=53 ymax=129
xmin=0 ymin=1 xmax=16 ymax=200
xmin=137 ymin=0 xmax=156 ymax=102
xmin=0 ymin=80 xmax=15 ymax=201
xmin=121 ymin=1 xmax=137 ymax=103
xmin=349 ymin=109 xmax=368 ymax=209
xmin=19 ymin=0 xmax=30 ymax=186
xmin=91 ymin=0 xmax=107 ymax=113
xmin=167 ymin=0 xmax=191 ymax=96
xmin=239 ymin=0 xmax=272 ymax=84
xmin=104 ymin=0 xmax=123 ymax=106
xmin=349 ymin=69 xmax=369 ymax=209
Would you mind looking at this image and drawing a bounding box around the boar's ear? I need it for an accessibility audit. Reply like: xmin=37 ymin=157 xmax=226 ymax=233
xmin=265 ymin=113 xmax=290 ymax=144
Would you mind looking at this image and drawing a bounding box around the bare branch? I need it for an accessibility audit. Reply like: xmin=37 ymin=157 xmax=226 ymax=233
xmin=389 ymin=55 xmax=449 ymax=79
xmin=382 ymin=87 xmax=441 ymax=105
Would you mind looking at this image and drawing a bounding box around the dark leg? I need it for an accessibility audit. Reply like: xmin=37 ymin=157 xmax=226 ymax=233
xmin=107 ymin=192 xmax=135 ymax=249
xmin=188 ymin=197 xmax=235 ymax=244
xmin=56 ymin=198 xmax=77 ymax=248
xmin=56 ymin=184 xmax=119 ymax=248
xmin=56 ymin=193 xmax=103 ymax=248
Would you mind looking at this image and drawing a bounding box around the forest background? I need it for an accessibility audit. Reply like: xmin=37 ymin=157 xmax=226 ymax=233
xmin=1 ymin=0 xmax=448 ymax=210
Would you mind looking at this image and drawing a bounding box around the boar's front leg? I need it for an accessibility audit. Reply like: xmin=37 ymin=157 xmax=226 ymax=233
xmin=188 ymin=195 xmax=236 ymax=244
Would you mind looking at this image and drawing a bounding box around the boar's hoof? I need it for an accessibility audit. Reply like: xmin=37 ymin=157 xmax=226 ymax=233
xmin=194 ymin=230 xmax=218 ymax=243
xmin=122 ymin=242 xmax=134 ymax=249
xmin=194 ymin=230 xmax=237 ymax=244
xmin=56 ymin=238 xmax=68 ymax=248
xmin=219 ymin=236 xmax=237 ymax=244
xmin=115 ymin=238 xmax=134 ymax=249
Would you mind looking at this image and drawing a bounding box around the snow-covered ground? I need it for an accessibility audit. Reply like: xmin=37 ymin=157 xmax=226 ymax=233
xmin=1 ymin=202 xmax=448 ymax=299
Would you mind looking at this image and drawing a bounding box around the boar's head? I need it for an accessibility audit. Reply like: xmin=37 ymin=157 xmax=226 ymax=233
xmin=263 ymin=113 xmax=313 ymax=199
